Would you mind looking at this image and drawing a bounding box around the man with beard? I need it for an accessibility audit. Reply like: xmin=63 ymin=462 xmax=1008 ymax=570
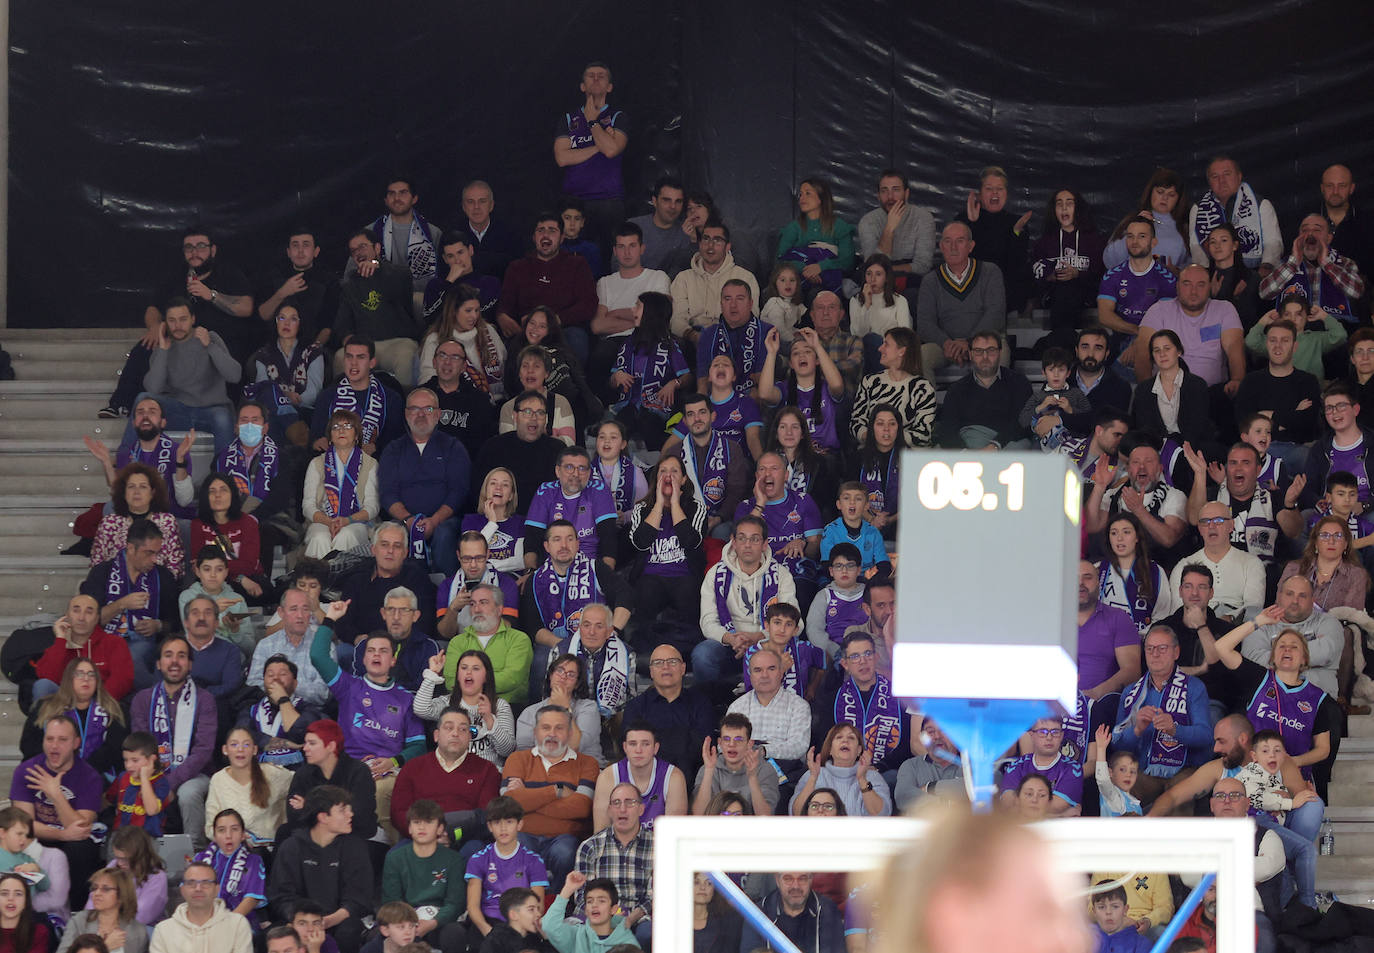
xmin=1188 ymin=156 xmax=1284 ymax=275
xmin=1075 ymin=560 xmax=1142 ymax=721
xmin=495 ymin=214 xmax=598 ymax=359
xmin=892 ymin=716 xmax=964 ymax=809
xmin=739 ymin=872 xmax=845 ymax=953
xmin=127 ymin=299 xmax=241 ymax=454
xmin=1321 ymin=164 xmax=1374 ymax=294
xmin=1147 ymin=715 xmax=1258 ymax=817
xmin=132 ymin=635 xmax=218 ymax=845
xmin=954 ymin=166 xmax=1031 ymax=312
xmin=438 ymin=581 xmax=532 ymax=706
xmin=669 ymin=222 xmax=760 ymax=347
xmin=857 ymin=169 xmax=936 ymax=287
xmin=256 ymin=227 xmax=340 ymax=346
xmin=1259 ymin=213 xmax=1367 ymax=327
xmin=235 ymin=654 xmax=325 ymax=770
xmin=100 ymin=229 xmax=255 ymax=418
xmin=1096 ymin=217 xmax=1177 ymax=371
xmin=436 ymin=533 xmax=520 ymax=637
xmin=1165 ymin=502 xmax=1266 ymax=622
xmin=501 ymin=705 xmax=599 ymax=890
xmin=1136 ymin=265 xmax=1246 ymax=393
xmin=419 ymin=341 xmax=497 ymax=462
xmin=933 ymin=330 xmax=1032 ymax=450
xmin=1056 ymin=408 xmax=1129 ymax=489
xmin=1086 ymin=437 xmax=1189 ymax=563
xmin=353 ymin=178 xmax=442 ymax=301
xmin=86 ymin=395 xmax=197 ymax=517
xmin=333 ymin=230 xmax=423 ymax=388
xmin=1070 ymin=327 xmax=1133 ymax=415
xmin=664 ymin=392 xmax=751 ymax=536
xmin=81 ymin=518 xmax=183 ymax=687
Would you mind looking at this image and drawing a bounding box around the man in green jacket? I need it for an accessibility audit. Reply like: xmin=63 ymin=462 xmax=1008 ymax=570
xmin=443 ymin=583 xmax=534 ymax=705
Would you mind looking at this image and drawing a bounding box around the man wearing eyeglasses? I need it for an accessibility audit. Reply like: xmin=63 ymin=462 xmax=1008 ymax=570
xmin=669 ymin=222 xmax=760 ymax=346
xmin=1193 ymin=776 xmax=1286 ymax=944
xmin=379 ymin=387 xmax=472 ymax=578
xmin=1300 ymin=379 xmax=1374 ymax=510
xmin=1166 ymin=501 xmax=1266 ymax=622
xmin=101 ymin=228 xmax=255 ymax=419
xmin=151 ymin=860 xmax=253 ymax=953
xmin=815 ymin=632 xmax=908 ymax=779
xmin=621 ymin=646 xmax=714 ymax=778
xmin=933 ymin=329 xmax=1032 ymax=450
xmin=524 ymin=446 xmax=618 ymax=569
xmin=1181 ymin=443 xmax=1304 ymax=568
xmin=1109 ymin=625 xmax=1214 ymax=808
xmin=573 ymin=781 xmax=654 ymax=945
xmin=418 ymin=340 xmax=497 ymax=462
xmin=996 ymin=717 xmax=1083 ymax=817
xmin=347 ymin=588 xmax=442 ymax=694
xmin=473 ymin=390 xmax=567 ymax=519
xmin=388 ymin=706 xmax=501 ymax=848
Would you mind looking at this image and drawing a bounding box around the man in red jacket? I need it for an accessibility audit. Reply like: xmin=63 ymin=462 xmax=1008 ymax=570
xmin=389 ymin=705 xmax=501 ymax=841
xmin=494 ymin=214 xmax=598 ymax=361
xmin=33 ymin=593 xmax=135 ymax=703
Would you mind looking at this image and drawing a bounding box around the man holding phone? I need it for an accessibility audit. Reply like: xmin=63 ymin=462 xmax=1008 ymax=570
xmin=436 ymin=532 xmax=519 ymax=638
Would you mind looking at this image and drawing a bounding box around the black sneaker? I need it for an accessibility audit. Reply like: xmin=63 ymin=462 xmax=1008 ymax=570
xmin=96 ymin=405 xmax=124 ymax=419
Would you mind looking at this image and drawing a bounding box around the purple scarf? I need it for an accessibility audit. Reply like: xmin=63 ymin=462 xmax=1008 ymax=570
xmin=682 ymin=432 xmax=732 ymax=514
xmin=592 ymin=455 xmax=638 ymax=515
xmin=1098 ymin=562 xmax=1157 ymax=634
xmin=710 ymin=315 xmax=765 ymax=396
xmin=833 ymin=674 xmax=903 ymax=766
xmin=322 ymin=447 xmax=362 ymax=518
xmin=614 ymin=339 xmax=684 ymax=414
xmin=711 ymin=560 xmax=783 ymax=634
xmin=532 ymin=553 xmax=601 ymax=639
xmin=859 ymin=449 xmax=899 ymax=515
xmin=1060 ymin=691 xmax=1090 ymax=763
xmin=103 ymin=551 xmax=158 ymax=636
xmin=1120 ymin=667 xmax=1192 ymax=773
xmin=71 ymin=704 xmax=112 ymax=762
xmin=334 ymin=375 xmax=387 ymax=446
xmin=220 ymin=438 xmax=279 ymax=501
xmin=409 ymin=515 xmax=429 ymax=563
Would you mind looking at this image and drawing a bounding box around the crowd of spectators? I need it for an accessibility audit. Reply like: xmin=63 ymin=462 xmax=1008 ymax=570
xmin=3 ymin=59 xmax=1372 ymax=953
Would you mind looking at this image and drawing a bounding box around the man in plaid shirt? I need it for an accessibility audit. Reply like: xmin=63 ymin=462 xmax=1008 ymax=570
xmin=574 ymin=781 xmax=653 ymax=946
xmin=1260 ymin=214 xmax=1366 ymax=326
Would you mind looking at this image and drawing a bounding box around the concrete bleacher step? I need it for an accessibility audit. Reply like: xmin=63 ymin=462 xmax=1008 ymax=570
xmin=0 ymin=474 xmax=108 ymax=496
xmin=1346 ymin=716 xmax=1374 ymax=739
xmin=0 ymin=380 xmax=110 ymax=396
xmin=8 ymin=361 xmax=122 ymax=382
xmin=0 ymin=418 xmax=128 ymax=440
xmin=7 ymin=341 xmax=136 ymax=363
xmin=0 ymin=328 xmax=141 ymax=343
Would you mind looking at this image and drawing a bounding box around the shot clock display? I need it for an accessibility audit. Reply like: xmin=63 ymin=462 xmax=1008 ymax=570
xmin=893 ymin=452 xmax=1080 ymax=711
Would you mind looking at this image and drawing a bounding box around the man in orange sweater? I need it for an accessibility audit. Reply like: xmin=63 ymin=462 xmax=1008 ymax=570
xmin=500 ymin=704 xmax=598 ymax=890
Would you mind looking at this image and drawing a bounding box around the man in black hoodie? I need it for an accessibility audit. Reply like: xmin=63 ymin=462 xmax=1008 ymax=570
xmin=269 ymin=785 xmax=373 ymax=953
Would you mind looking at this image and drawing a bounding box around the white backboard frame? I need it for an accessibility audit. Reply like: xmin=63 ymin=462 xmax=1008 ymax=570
xmin=653 ymin=815 xmax=1254 ymax=953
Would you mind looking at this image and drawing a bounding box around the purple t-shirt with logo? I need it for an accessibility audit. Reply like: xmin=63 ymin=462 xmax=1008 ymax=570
xmin=671 ymin=392 xmax=764 ymax=454
xmin=325 ymin=672 xmax=425 ymax=761
xmin=460 ymin=514 xmax=526 ymax=567
xmin=734 ymin=489 xmax=822 ymax=576
xmin=998 ymin=753 xmax=1084 ymax=807
xmin=525 ymin=482 xmax=617 ymax=560
xmin=465 ymin=843 xmax=550 ymax=921
xmin=1328 ymin=439 xmax=1372 ymax=503
xmin=9 ymin=754 xmax=103 ymax=830
xmin=642 ymin=519 xmax=690 ymax=578
xmin=1098 ymin=261 xmax=1176 ymax=328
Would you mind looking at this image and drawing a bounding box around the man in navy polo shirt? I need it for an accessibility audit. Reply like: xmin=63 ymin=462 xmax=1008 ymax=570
xmin=380 ymin=388 xmax=472 ymax=578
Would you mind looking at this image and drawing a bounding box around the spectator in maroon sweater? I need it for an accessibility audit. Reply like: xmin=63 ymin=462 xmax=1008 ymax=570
xmin=33 ymin=593 xmax=135 ymax=703
xmin=389 ymin=706 xmax=501 ymax=839
xmin=495 ymin=214 xmax=598 ymax=363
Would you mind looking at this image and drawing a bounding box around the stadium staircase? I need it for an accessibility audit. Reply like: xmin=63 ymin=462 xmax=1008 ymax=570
xmin=0 ymin=322 xmax=1370 ymax=901
xmin=0 ymin=327 xmax=214 ymax=796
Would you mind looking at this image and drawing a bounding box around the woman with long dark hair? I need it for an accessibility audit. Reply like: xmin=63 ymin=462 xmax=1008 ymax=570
xmin=1028 ymin=188 xmax=1105 ymax=334
xmin=1096 ymin=513 xmax=1175 ymax=635
xmin=1131 ymin=330 xmax=1215 ymax=448
xmin=1104 ymin=168 xmax=1188 ymax=271
xmin=777 ymin=178 xmax=856 ymax=296
xmin=851 ymin=404 xmax=907 ymax=540
xmin=629 ymin=456 xmax=707 ymax=637
xmin=190 ymin=472 xmax=270 ymax=602
xmin=413 ymin=649 xmax=516 ymax=766
xmin=610 ymin=291 xmax=690 ymax=449
xmin=0 ymin=873 xmax=50 ymax=953
xmin=419 ymin=284 xmax=506 ymax=396
xmin=764 ymin=407 xmax=840 ymax=520
xmin=759 ymin=326 xmax=847 ymax=455
xmin=248 ymin=302 xmax=324 ymax=446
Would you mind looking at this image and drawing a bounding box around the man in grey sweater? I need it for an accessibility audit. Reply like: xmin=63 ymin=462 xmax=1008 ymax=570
xmin=916 ymin=222 xmax=1007 ymax=375
xmin=131 ymin=297 xmax=241 ymax=454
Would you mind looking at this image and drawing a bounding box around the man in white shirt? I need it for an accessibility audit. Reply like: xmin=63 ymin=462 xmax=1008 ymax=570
xmin=1167 ymin=501 xmax=1265 ymax=622
xmin=726 ymin=646 xmax=811 ymax=777
xmin=589 ymin=222 xmax=670 ymax=404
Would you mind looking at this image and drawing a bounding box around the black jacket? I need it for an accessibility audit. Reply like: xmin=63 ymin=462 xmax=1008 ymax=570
xmin=1132 ymin=371 xmax=1216 ymax=446
xmin=283 ymin=752 xmax=379 ymax=842
xmin=268 ymin=827 xmax=374 ymax=923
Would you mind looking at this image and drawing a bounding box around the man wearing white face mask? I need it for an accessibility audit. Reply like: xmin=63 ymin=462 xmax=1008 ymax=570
xmin=217 ymin=400 xmax=294 ymax=579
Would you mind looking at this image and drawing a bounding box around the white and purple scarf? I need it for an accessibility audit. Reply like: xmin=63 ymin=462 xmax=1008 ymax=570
xmin=334 ymin=375 xmax=388 ymax=446
xmin=322 ymin=447 xmax=362 ymax=518
xmin=148 ymin=679 xmax=198 ymax=769
xmin=709 ymin=314 xmax=765 ymax=395
xmin=1194 ymin=182 xmax=1265 ymax=268
xmin=682 ymin=432 xmax=732 ymax=514
xmin=103 ymin=551 xmax=158 ymax=637
xmin=370 ymin=210 xmax=437 ymax=283
xmin=591 ymin=455 xmax=638 ymax=516
xmin=251 ymin=695 xmax=304 ymax=767
xmin=833 ymin=673 xmax=902 ymax=766
xmin=566 ymin=632 xmax=631 ymax=716
xmin=1119 ymin=666 xmax=1192 ymax=774
xmin=532 ymin=553 xmax=602 ymax=639
xmin=221 ymin=437 xmax=278 ymax=501
xmin=712 ymin=559 xmax=784 ymax=634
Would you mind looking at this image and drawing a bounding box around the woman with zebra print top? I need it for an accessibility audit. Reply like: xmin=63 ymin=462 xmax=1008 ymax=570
xmin=850 ymin=326 xmax=935 ymax=446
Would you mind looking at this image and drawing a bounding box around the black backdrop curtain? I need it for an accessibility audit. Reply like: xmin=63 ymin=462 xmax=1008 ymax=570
xmin=10 ymin=0 xmax=1374 ymax=327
